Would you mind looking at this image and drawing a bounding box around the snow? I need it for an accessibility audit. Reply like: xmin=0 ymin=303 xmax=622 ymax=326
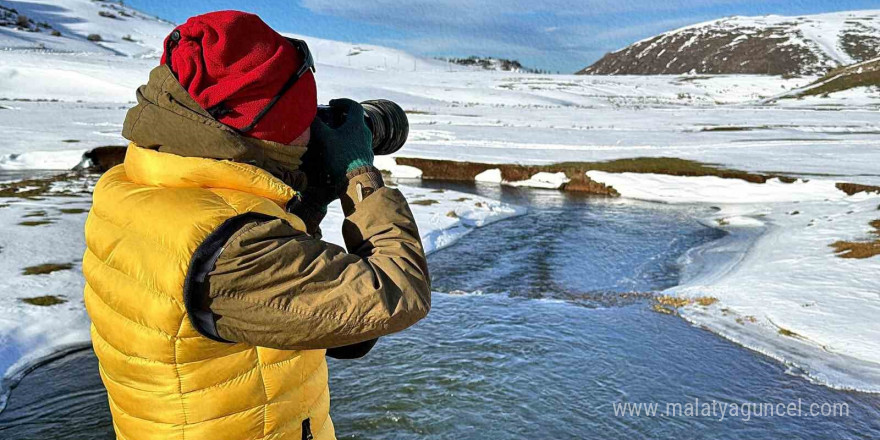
xmin=373 ymin=156 xmax=422 ymax=179
xmin=475 ymin=168 xmax=502 ymax=183
xmin=0 ymin=0 xmax=879 ymax=398
xmin=587 ymin=172 xmax=845 ymax=204
xmin=506 ymin=171 xmax=569 ymax=189
xmin=586 ymin=171 xmax=880 ymax=392
xmin=0 ymin=0 xmax=172 ymax=57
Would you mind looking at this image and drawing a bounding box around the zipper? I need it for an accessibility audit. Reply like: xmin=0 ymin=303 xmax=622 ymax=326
xmin=302 ymin=418 xmax=314 ymax=440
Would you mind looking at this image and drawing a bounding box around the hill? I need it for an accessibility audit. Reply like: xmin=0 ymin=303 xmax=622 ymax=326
xmin=579 ymin=10 xmax=880 ymax=76
xmin=783 ymin=56 xmax=880 ymax=99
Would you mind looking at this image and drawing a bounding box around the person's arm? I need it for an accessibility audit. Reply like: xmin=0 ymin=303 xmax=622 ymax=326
xmin=190 ymin=165 xmax=430 ymax=350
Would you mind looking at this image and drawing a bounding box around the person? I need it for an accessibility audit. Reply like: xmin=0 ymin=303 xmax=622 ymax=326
xmin=82 ymin=11 xmax=431 ymax=440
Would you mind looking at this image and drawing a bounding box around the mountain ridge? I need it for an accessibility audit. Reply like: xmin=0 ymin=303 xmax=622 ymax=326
xmin=579 ymin=10 xmax=880 ymax=76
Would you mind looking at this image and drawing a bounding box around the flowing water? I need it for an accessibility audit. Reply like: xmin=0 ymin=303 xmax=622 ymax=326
xmin=1 ymin=183 xmax=878 ymax=439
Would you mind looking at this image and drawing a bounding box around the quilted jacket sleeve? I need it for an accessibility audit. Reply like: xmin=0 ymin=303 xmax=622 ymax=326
xmin=194 ymin=167 xmax=431 ymax=350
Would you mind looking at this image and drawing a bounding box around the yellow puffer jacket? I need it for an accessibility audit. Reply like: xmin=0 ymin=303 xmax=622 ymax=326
xmin=83 ymin=144 xmax=334 ymax=440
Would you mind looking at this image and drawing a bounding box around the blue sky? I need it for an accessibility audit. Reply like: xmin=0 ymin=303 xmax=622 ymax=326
xmin=126 ymin=0 xmax=879 ymax=73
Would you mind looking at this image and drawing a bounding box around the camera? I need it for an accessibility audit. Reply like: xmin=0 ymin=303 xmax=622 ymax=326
xmin=315 ymin=99 xmax=409 ymax=155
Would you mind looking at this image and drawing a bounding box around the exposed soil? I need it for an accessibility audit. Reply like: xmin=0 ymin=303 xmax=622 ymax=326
xmin=394 ymin=156 xmax=800 ymax=195
xmin=579 ymin=26 xmax=827 ymax=76
xmin=23 ymin=263 xmax=74 ymax=276
xmin=836 ymin=182 xmax=880 ymax=196
xmin=19 ymin=295 xmax=67 ymax=306
xmin=830 ymin=219 xmax=880 ymax=259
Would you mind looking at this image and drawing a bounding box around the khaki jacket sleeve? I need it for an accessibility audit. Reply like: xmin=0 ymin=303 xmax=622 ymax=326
xmin=200 ymin=168 xmax=431 ymax=350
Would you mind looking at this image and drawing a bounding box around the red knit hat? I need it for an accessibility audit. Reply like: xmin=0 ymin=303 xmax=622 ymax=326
xmin=161 ymin=11 xmax=316 ymax=144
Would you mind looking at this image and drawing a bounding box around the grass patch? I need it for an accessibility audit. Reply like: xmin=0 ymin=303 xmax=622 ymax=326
xmin=695 ymin=297 xmax=719 ymax=307
xmin=446 ymin=210 xmax=459 ymax=218
xmin=653 ymin=295 xmax=718 ymax=314
xmin=735 ymin=315 xmax=758 ymax=325
xmin=18 ymin=220 xmax=52 ymax=226
xmin=20 ymin=295 xmax=67 ymax=306
xmin=0 ymin=172 xmax=92 ymax=199
xmin=61 ymin=139 xmax=80 ymax=143
xmin=777 ymin=327 xmax=801 ymax=338
xmin=652 ymin=304 xmax=677 ymax=315
xmin=830 ymin=219 xmax=880 ymax=259
xmin=410 ymin=199 xmax=439 ymax=206
xmin=59 ymin=208 xmax=89 ymax=214
xmin=795 ymin=57 xmax=880 ymax=98
xmin=655 ymin=295 xmax=692 ymax=308
xmin=23 ymin=262 xmax=74 ymax=275
xmin=22 ymin=210 xmax=47 ymax=218
xmin=452 ymin=197 xmax=470 ymax=202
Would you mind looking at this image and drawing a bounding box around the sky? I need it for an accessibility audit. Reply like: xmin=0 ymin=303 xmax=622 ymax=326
xmin=126 ymin=0 xmax=879 ymax=73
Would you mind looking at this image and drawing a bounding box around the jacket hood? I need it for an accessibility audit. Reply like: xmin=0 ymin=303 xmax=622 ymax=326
xmin=122 ymin=65 xmax=308 ymax=184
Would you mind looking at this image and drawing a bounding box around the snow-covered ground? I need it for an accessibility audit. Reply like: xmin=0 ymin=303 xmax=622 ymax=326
xmin=0 ymin=0 xmax=879 ymax=397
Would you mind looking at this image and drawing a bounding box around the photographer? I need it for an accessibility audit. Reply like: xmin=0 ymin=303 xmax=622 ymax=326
xmin=82 ymin=11 xmax=430 ymax=440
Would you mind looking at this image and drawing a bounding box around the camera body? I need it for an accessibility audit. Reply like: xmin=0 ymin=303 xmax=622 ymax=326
xmin=315 ymin=99 xmax=409 ymax=156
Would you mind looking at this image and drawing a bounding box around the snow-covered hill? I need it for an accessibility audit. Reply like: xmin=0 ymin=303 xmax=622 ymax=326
xmin=0 ymin=0 xmax=172 ymax=57
xmin=580 ymin=10 xmax=880 ymax=75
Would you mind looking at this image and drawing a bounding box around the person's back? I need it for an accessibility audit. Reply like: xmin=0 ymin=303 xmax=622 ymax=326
xmin=83 ymin=11 xmax=430 ymax=440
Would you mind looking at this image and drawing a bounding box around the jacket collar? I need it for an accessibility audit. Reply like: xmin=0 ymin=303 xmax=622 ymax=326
xmin=121 ymin=65 xmax=307 ymax=185
xmin=123 ymin=143 xmax=297 ymax=206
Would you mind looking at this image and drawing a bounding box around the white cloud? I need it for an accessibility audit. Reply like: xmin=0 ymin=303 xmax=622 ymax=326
xmin=297 ymin=0 xmax=784 ymax=72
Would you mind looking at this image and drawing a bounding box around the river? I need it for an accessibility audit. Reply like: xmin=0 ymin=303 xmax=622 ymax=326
xmin=0 ymin=182 xmax=878 ymax=439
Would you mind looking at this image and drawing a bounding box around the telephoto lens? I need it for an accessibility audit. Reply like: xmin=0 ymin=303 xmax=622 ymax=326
xmin=316 ymin=99 xmax=409 ymax=155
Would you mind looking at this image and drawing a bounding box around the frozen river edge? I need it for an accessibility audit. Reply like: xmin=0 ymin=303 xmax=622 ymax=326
xmin=587 ymin=171 xmax=880 ymax=393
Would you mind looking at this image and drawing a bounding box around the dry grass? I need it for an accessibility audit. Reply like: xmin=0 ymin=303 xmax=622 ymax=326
xmin=410 ymin=199 xmax=439 ymax=206
xmin=652 ymin=304 xmax=677 ymax=315
xmin=20 ymin=295 xmax=67 ymax=306
xmin=656 ymin=295 xmax=692 ymax=308
xmin=653 ymin=295 xmax=718 ymax=315
xmin=796 ymin=57 xmax=880 ymax=98
xmin=23 ymin=262 xmax=74 ymax=275
xmin=695 ymin=297 xmax=719 ymax=307
xmin=830 ymin=219 xmax=880 ymax=259
xmin=59 ymin=208 xmax=89 ymax=214
xmin=18 ymin=220 xmax=52 ymax=227
xmin=777 ymin=327 xmax=801 ymax=338
xmin=735 ymin=315 xmax=758 ymax=325
xmin=446 ymin=210 xmax=459 ymax=218
xmin=0 ymin=171 xmax=91 ymax=199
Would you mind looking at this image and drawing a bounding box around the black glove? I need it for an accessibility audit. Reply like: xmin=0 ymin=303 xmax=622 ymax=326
xmin=309 ymin=99 xmax=374 ymax=187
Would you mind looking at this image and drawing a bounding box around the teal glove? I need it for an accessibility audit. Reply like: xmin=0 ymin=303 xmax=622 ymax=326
xmin=309 ymin=99 xmax=374 ymax=187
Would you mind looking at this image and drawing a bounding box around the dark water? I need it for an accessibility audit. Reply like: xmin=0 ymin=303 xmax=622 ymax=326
xmin=1 ymin=183 xmax=879 ymax=439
